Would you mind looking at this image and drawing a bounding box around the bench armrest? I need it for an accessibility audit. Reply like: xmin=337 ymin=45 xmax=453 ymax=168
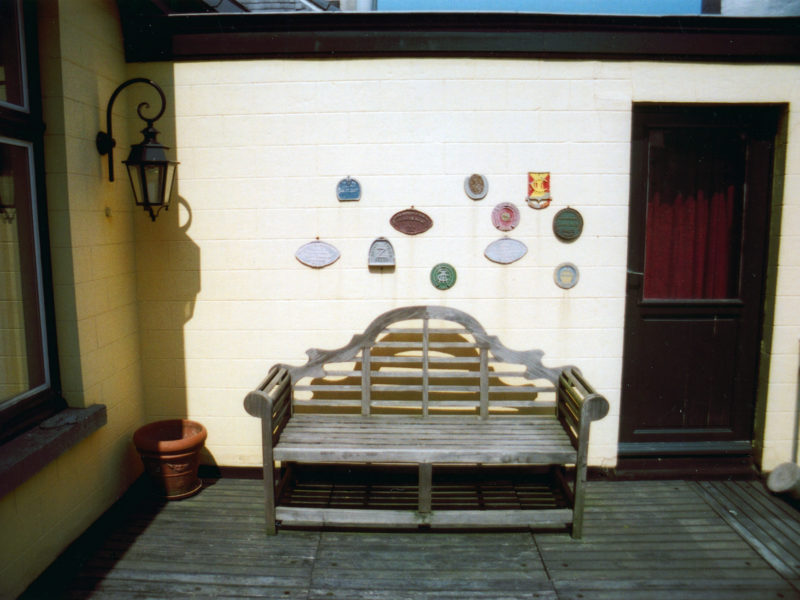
xmin=557 ymin=367 xmax=609 ymax=448
xmin=244 ymin=366 xmax=292 ymax=447
xmin=557 ymin=366 xmax=608 ymax=538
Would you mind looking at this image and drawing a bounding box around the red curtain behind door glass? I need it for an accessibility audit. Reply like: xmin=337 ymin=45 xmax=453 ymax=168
xmin=642 ymin=128 xmax=744 ymax=300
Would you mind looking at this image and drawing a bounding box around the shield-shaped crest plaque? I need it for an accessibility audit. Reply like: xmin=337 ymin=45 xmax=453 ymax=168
xmin=527 ymin=172 xmax=552 ymax=209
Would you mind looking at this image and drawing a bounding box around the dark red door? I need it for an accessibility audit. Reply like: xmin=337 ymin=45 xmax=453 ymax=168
xmin=619 ymin=105 xmax=779 ymax=465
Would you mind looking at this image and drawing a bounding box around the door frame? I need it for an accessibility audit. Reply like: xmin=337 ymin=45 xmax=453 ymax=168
xmin=618 ymin=103 xmax=783 ymax=469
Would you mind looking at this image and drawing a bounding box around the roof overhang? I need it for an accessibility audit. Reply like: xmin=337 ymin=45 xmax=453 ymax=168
xmin=117 ymin=4 xmax=800 ymax=63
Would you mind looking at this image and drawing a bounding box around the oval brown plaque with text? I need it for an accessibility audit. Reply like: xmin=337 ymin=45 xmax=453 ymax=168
xmin=390 ymin=208 xmax=433 ymax=235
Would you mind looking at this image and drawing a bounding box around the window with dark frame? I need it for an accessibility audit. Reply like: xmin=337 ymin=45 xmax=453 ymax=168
xmin=0 ymin=0 xmax=64 ymax=444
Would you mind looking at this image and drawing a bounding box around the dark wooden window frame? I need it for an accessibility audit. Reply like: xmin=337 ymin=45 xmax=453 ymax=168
xmin=116 ymin=5 xmax=800 ymax=63
xmin=0 ymin=0 xmax=106 ymax=497
xmin=0 ymin=0 xmax=65 ymax=443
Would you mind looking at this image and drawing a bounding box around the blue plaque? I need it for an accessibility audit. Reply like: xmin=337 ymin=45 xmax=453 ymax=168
xmin=336 ymin=177 xmax=361 ymax=202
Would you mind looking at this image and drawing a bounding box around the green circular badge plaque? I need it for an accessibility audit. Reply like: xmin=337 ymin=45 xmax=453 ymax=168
xmin=430 ymin=263 xmax=457 ymax=290
xmin=553 ymin=207 xmax=584 ymax=242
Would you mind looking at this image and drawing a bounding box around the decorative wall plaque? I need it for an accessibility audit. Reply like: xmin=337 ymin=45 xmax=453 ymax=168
xmin=491 ymin=202 xmax=521 ymax=232
xmin=368 ymin=237 xmax=396 ymax=267
xmin=484 ymin=238 xmax=528 ymax=264
xmin=295 ymin=240 xmax=341 ymax=268
xmin=554 ymin=262 xmax=579 ymax=289
xmin=527 ymin=172 xmax=552 ymax=210
xmin=464 ymin=174 xmax=488 ymax=200
xmin=336 ymin=177 xmax=361 ymax=201
xmin=430 ymin=263 xmax=457 ymax=290
xmin=390 ymin=207 xmax=433 ymax=235
xmin=553 ymin=207 xmax=584 ymax=242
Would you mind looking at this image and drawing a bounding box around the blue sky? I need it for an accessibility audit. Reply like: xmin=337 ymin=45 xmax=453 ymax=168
xmin=376 ymin=0 xmax=703 ymax=14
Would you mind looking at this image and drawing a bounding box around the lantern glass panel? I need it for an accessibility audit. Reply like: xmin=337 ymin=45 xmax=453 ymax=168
xmin=163 ymin=162 xmax=176 ymax=207
xmin=126 ymin=163 xmax=144 ymax=206
xmin=144 ymin=164 xmax=164 ymax=206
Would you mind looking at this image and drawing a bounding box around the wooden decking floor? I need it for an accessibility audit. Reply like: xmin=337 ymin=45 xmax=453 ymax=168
xmin=21 ymin=477 xmax=800 ymax=599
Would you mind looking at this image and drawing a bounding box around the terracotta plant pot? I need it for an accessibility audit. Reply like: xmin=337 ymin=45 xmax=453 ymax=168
xmin=133 ymin=419 xmax=207 ymax=500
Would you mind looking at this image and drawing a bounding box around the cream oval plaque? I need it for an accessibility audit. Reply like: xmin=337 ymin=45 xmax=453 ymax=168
xmin=484 ymin=238 xmax=528 ymax=264
xmin=295 ymin=240 xmax=341 ymax=268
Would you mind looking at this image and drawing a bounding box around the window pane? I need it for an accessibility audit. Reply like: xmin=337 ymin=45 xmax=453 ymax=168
xmin=643 ymin=127 xmax=746 ymax=300
xmin=0 ymin=0 xmax=26 ymax=110
xmin=0 ymin=140 xmax=45 ymax=405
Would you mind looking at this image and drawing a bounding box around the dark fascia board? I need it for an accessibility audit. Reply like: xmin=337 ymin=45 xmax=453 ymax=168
xmin=116 ymin=9 xmax=800 ymax=63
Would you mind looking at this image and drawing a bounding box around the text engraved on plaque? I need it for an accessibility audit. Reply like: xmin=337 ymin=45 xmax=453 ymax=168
xmin=553 ymin=207 xmax=583 ymax=242
xmin=295 ymin=240 xmax=341 ymax=268
xmin=484 ymin=238 xmax=528 ymax=264
xmin=368 ymin=237 xmax=396 ymax=267
xmin=336 ymin=177 xmax=361 ymax=201
xmin=390 ymin=208 xmax=433 ymax=235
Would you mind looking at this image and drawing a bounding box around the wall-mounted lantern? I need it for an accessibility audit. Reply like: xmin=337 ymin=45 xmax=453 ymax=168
xmin=96 ymin=78 xmax=178 ymax=221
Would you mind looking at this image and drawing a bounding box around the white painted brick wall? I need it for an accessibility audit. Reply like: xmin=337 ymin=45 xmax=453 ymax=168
xmin=131 ymin=59 xmax=799 ymax=471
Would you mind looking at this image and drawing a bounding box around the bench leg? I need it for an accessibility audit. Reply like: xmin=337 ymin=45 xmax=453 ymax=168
xmin=261 ymin=420 xmax=277 ymax=535
xmin=263 ymin=462 xmax=277 ymax=535
xmin=418 ymin=463 xmax=432 ymax=514
xmin=572 ymin=463 xmax=588 ymax=539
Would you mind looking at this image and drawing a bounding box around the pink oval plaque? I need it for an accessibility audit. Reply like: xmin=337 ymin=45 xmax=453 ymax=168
xmin=390 ymin=208 xmax=433 ymax=235
xmin=491 ymin=202 xmax=520 ymax=232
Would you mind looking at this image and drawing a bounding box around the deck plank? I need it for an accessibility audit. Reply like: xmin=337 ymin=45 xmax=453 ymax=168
xmin=20 ymin=477 xmax=800 ymax=600
xmin=535 ymin=480 xmax=798 ymax=600
xmin=692 ymin=479 xmax=800 ymax=592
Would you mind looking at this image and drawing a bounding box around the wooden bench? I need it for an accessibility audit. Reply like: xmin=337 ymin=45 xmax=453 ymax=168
xmin=244 ymin=305 xmax=608 ymax=538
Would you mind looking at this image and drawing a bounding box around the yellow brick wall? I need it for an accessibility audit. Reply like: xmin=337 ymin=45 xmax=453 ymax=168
xmin=129 ymin=58 xmax=798 ymax=471
xmin=0 ymin=1 xmax=146 ymax=597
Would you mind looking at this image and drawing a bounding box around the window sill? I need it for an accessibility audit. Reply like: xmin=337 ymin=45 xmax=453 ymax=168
xmin=0 ymin=405 xmax=107 ymax=499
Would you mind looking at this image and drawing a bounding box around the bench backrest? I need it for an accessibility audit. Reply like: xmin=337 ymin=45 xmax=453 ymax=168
xmin=280 ymin=306 xmax=571 ymax=418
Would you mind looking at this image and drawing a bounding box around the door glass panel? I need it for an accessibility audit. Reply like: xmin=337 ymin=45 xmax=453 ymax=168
xmin=643 ymin=127 xmax=746 ymax=300
xmin=0 ymin=140 xmax=45 ymax=405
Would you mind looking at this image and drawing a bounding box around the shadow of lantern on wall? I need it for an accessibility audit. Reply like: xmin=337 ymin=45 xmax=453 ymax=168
xmin=96 ymin=78 xmax=179 ymax=221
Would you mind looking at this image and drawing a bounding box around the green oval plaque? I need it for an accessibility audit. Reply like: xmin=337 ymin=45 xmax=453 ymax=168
xmin=430 ymin=263 xmax=457 ymax=290
xmin=553 ymin=207 xmax=584 ymax=242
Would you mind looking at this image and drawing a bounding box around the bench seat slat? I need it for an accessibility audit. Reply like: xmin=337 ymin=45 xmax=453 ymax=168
xmin=320 ymin=370 xmax=550 ymax=380
xmin=292 ymin=399 xmax=557 ymax=409
xmin=274 ymin=415 xmax=577 ymax=464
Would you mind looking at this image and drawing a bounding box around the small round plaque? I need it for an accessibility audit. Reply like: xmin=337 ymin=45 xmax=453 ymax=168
xmin=491 ymin=202 xmax=520 ymax=232
xmin=464 ymin=174 xmax=488 ymax=200
xmin=553 ymin=207 xmax=583 ymax=242
xmin=430 ymin=263 xmax=457 ymax=290
xmin=554 ymin=262 xmax=579 ymax=289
